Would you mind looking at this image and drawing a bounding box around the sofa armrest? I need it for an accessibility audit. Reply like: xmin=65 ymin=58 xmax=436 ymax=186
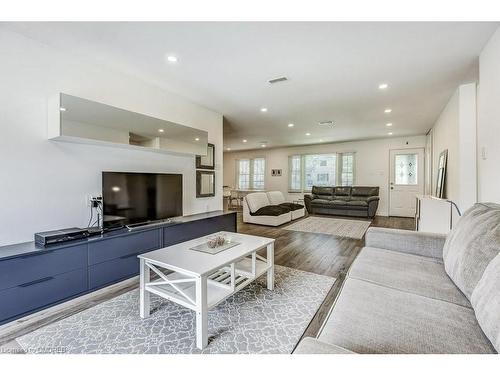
xmin=304 ymin=194 xmax=313 ymax=213
xmin=365 ymin=227 xmax=446 ymax=260
xmin=293 ymin=337 xmax=355 ymax=354
xmin=367 ymin=196 xmax=380 ymax=217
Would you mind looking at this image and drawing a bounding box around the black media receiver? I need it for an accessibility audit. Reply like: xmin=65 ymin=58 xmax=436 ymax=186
xmin=35 ymin=227 xmax=90 ymax=247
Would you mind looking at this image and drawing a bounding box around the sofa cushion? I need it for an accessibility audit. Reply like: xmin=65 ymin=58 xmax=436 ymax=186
xmin=443 ymin=202 xmax=500 ymax=299
xmin=294 ymin=337 xmax=355 ymax=354
xmin=251 ymin=205 xmax=290 ymax=217
xmin=267 ymin=191 xmax=286 ymax=205
xmin=351 ymin=186 xmax=379 ymax=197
xmin=279 ymin=202 xmax=304 ymax=211
xmin=349 ymin=247 xmax=470 ymax=308
xmin=311 ymin=199 xmax=333 ymax=207
xmin=334 ymin=186 xmax=351 ymax=196
xmin=344 ymin=200 xmax=368 ymax=207
xmin=471 ymin=253 xmax=500 ymax=352
xmin=245 ymin=192 xmax=270 ymax=213
xmin=331 ymin=200 xmax=350 ymax=205
xmin=311 ymin=186 xmax=333 ymax=200
xmin=365 ymin=227 xmax=446 ymax=259
xmin=318 ymin=278 xmax=495 ymax=354
xmin=350 ymin=196 xmax=368 ymax=202
xmin=332 ymin=195 xmax=350 ymax=201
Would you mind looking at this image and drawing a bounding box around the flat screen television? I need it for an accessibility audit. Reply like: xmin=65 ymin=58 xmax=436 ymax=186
xmin=102 ymin=172 xmax=183 ymax=229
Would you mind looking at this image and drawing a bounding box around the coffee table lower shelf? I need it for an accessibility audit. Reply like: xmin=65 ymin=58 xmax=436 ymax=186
xmin=145 ymin=257 xmax=270 ymax=310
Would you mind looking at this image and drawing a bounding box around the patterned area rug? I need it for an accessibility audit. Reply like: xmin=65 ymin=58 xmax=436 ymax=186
xmin=16 ymin=265 xmax=334 ymax=354
xmin=283 ymin=216 xmax=371 ymax=239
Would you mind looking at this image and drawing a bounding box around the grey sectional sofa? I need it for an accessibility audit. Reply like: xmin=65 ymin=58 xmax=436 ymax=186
xmin=295 ymin=202 xmax=500 ymax=354
xmin=304 ymin=186 xmax=380 ymax=218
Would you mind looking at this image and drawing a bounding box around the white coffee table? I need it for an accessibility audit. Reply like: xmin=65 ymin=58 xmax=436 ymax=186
xmin=138 ymin=231 xmax=275 ymax=349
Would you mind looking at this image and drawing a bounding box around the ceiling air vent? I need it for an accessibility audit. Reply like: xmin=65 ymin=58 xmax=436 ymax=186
xmin=318 ymin=120 xmax=335 ymax=126
xmin=268 ymin=76 xmax=288 ymax=84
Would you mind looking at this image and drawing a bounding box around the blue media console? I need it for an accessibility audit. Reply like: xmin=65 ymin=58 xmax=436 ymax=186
xmin=0 ymin=211 xmax=237 ymax=325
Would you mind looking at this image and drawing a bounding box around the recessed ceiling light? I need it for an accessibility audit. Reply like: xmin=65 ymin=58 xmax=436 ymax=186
xmin=305 ymin=133 xmax=311 ymax=136
xmin=319 ymin=139 xmax=324 ymax=142
xmin=242 ymin=139 xmax=247 ymax=143
xmin=59 ymin=107 xmax=66 ymax=112
xmin=386 ymin=123 xmax=393 ymax=127
xmin=227 ymin=147 xmax=231 ymax=151
xmin=260 ymin=108 xmax=268 ymax=112
xmin=288 ymin=123 xmax=294 ymax=127
xmin=388 ymin=132 xmax=393 ymax=135
xmin=195 ymin=137 xmax=200 ymax=141
xmin=261 ymin=144 xmax=267 ymax=148
xmin=166 ymin=55 xmax=178 ymax=63
xmin=384 ymin=108 xmax=392 ymax=113
xmin=158 ymin=129 xmax=164 ymax=133
xmin=378 ymin=83 xmax=389 ymax=90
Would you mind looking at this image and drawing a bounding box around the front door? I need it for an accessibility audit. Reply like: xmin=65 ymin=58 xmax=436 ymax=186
xmin=389 ymin=148 xmax=425 ymax=217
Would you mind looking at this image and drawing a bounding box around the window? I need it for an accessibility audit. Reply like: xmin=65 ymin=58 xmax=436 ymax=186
xmin=288 ymin=152 xmax=356 ymax=192
xmin=340 ymin=153 xmax=355 ymax=186
xmin=236 ymin=158 xmax=266 ymax=190
xmin=317 ymin=173 xmax=329 ymax=183
xmin=289 ymin=155 xmax=302 ymax=192
xmin=304 ymin=154 xmax=336 ymax=190
xmin=395 ymin=154 xmax=417 ymax=185
xmin=237 ymin=159 xmax=250 ymax=189
xmin=252 ymin=158 xmax=265 ymax=190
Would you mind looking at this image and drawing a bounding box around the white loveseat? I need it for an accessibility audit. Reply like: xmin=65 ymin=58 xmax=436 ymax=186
xmin=243 ymin=191 xmax=305 ymax=226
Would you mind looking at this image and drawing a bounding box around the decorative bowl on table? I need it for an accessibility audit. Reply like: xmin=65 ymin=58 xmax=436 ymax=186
xmin=206 ymin=233 xmax=227 ymax=248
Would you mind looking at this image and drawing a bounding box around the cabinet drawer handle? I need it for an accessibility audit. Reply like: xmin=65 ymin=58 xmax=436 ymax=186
xmin=120 ymin=253 xmax=138 ymax=259
xmin=19 ymin=276 xmax=54 ymax=288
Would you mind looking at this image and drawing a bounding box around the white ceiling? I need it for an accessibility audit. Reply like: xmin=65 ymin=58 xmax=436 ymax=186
xmin=3 ymin=22 xmax=498 ymax=151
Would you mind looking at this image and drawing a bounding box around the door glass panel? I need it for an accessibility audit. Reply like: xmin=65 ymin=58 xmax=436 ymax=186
xmin=395 ymin=154 xmax=417 ymax=185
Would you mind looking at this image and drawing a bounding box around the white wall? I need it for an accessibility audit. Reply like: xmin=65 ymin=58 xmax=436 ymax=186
xmin=430 ymin=83 xmax=477 ymax=211
xmin=0 ymin=28 xmax=223 ymax=246
xmin=457 ymin=83 xmax=478 ymax=209
xmin=478 ymin=27 xmax=500 ymax=204
xmin=431 ymin=89 xmax=460 ymax=202
xmin=224 ymin=135 xmax=427 ymax=216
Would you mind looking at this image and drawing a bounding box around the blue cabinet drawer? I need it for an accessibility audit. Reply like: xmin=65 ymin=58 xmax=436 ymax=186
xmin=163 ymin=215 xmax=236 ymax=247
xmin=0 ymin=244 xmax=88 ymax=291
xmin=88 ymin=253 xmax=139 ymax=290
xmin=88 ymin=229 xmax=160 ymax=265
xmin=0 ymin=268 xmax=87 ymax=323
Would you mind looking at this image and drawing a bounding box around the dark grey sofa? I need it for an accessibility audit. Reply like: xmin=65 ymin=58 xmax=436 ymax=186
xmin=304 ymin=186 xmax=380 ymax=218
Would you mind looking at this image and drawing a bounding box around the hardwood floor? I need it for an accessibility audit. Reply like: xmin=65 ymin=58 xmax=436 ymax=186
xmin=0 ymin=212 xmax=413 ymax=353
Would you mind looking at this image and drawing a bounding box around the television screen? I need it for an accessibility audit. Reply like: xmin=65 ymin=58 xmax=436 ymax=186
xmin=102 ymin=172 xmax=183 ymax=228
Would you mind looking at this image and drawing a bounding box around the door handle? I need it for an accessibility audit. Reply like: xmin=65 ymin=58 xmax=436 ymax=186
xmin=390 ymin=187 xmax=394 ymax=190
